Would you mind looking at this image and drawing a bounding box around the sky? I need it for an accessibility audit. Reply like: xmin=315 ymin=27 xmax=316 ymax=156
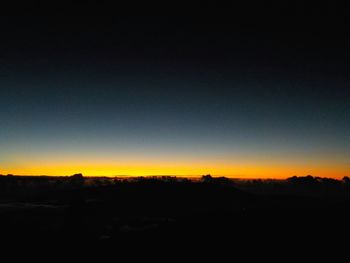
xmin=1 ymin=9 xmax=350 ymax=178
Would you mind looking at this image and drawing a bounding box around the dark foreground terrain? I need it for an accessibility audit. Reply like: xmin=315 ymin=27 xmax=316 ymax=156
xmin=0 ymin=175 xmax=349 ymax=257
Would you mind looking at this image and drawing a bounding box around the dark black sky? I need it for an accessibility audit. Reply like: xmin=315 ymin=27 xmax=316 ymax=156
xmin=1 ymin=5 xmax=350 ymax=177
xmin=1 ymin=5 xmax=350 ymax=81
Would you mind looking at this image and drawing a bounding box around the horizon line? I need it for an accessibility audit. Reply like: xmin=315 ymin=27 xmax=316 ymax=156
xmin=1 ymin=174 xmax=346 ymax=180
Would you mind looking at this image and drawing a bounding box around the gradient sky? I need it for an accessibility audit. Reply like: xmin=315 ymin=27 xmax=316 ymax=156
xmin=1 ymin=12 xmax=350 ymax=178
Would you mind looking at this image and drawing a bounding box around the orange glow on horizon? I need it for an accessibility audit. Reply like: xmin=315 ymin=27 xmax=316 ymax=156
xmin=2 ymin=160 xmax=349 ymax=179
xmin=3 ymin=142 xmax=350 ymax=179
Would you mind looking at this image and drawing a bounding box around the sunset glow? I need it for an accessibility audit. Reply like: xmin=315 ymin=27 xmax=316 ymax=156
xmin=2 ymin=156 xmax=349 ymax=179
xmin=1 ymin=15 xmax=350 ymax=180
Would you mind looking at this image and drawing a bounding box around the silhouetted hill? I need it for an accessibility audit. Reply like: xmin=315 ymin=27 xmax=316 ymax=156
xmin=0 ymin=175 xmax=349 ymax=256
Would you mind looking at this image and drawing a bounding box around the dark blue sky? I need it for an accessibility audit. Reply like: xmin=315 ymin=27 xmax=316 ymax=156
xmin=1 ymin=11 xmax=350 ymax=177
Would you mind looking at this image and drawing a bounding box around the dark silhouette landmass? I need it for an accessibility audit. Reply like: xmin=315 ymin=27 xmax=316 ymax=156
xmin=0 ymin=174 xmax=349 ymax=255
